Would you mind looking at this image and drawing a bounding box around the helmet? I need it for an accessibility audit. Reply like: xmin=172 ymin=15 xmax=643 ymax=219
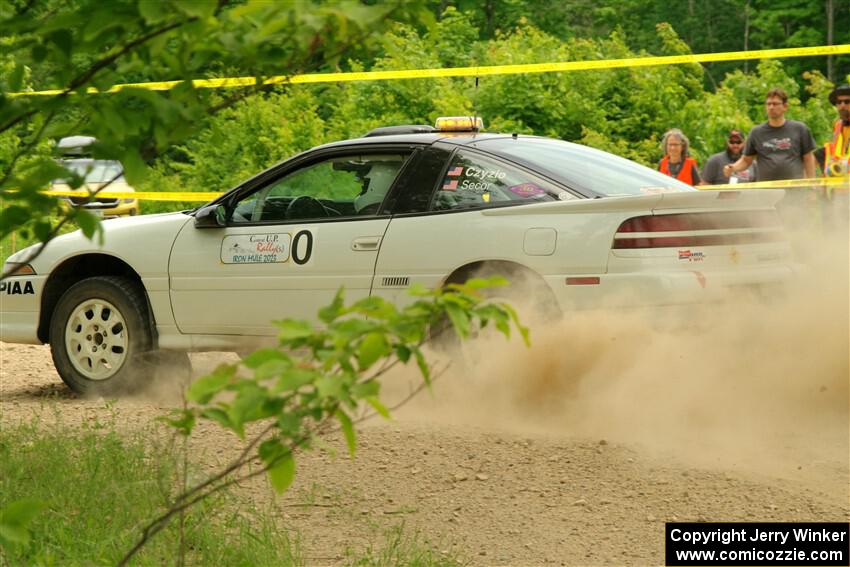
xmin=828 ymin=84 xmax=850 ymax=105
xmin=353 ymin=163 xmax=399 ymax=213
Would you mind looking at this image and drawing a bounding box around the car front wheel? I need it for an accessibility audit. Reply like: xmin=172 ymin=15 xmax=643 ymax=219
xmin=50 ymin=276 xmax=154 ymax=396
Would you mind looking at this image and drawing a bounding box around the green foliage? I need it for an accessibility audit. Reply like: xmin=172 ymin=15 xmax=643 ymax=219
xmin=0 ymin=420 xmax=300 ymax=565
xmin=0 ymin=0 xmax=430 ymax=275
xmin=134 ymin=279 xmax=526 ymax=563
xmin=0 ymin=499 xmax=46 ymax=551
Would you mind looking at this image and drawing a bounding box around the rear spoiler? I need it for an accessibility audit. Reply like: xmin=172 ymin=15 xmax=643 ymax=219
xmin=482 ymin=189 xmax=785 ymax=216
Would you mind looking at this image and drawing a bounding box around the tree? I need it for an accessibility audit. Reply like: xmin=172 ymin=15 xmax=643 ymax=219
xmin=0 ymin=0 xmax=430 ymax=279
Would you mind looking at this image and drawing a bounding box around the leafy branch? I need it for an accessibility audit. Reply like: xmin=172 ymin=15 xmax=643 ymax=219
xmin=119 ymin=278 xmax=528 ymax=565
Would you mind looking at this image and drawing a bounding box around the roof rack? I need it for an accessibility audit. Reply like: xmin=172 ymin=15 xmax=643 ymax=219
xmin=364 ymin=125 xmax=436 ymax=137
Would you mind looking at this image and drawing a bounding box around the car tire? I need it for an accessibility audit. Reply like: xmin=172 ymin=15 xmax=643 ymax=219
xmin=49 ymin=276 xmax=154 ymax=396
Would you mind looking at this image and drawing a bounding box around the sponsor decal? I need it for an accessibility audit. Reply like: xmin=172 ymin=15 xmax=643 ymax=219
xmin=442 ymin=179 xmax=458 ymax=191
xmin=221 ymin=233 xmax=292 ymax=264
xmin=0 ymin=280 xmax=35 ymax=295
xmin=509 ymin=183 xmax=546 ymax=197
xmin=464 ymin=166 xmax=506 ymax=181
xmin=446 ymin=166 xmax=464 ymax=177
xmin=678 ymin=249 xmax=705 ymax=262
xmin=459 ymin=179 xmax=491 ymax=193
xmin=482 ymin=192 xmax=490 ymax=202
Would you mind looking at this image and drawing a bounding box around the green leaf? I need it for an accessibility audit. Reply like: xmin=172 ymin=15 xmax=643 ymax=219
xmin=159 ymin=409 xmax=196 ymax=436
xmin=318 ymin=288 xmax=345 ymax=323
xmin=0 ymin=499 xmax=47 ymax=547
xmin=200 ymin=407 xmax=232 ymax=430
xmin=444 ymin=302 xmax=470 ymax=338
xmin=74 ymin=209 xmax=100 ymax=239
xmin=0 ymin=524 xmax=29 ymax=547
xmin=357 ymin=332 xmax=390 ymax=371
xmin=366 ymin=396 xmax=390 ymax=419
xmin=255 ymin=359 xmax=294 ymax=381
xmin=227 ymin=383 xmax=269 ymax=437
xmin=277 ymin=413 xmax=302 ymax=436
xmin=187 ymin=365 xmax=235 ymax=404
xmin=8 ymin=64 xmax=24 ymax=92
xmin=274 ymin=367 xmax=320 ymax=393
xmin=351 ymin=380 xmax=379 ymax=399
xmin=241 ymin=348 xmax=290 ymax=369
xmin=176 ymin=0 xmax=218 ymax=18
xmin=267 ymin=452 xmax=295 ymax=494
xmin=394 ymin=344 xmax=411 ymax=362
xmin=120 ymin=148 xmax=147 ymax=186
xmin=275 ymin=319 xmax=314 ymax=342
xmin=335 ymin=409 xmax=356 ymax=457
xmin=137 ymin=0 xmax=167 ymax=23
xmin=315 ymin=375 xmax=342 ymax=399
xmin=412 ymin=347 xmax=431 ymax=386
xmin=0 ymin=499 xmax=46 ymax=529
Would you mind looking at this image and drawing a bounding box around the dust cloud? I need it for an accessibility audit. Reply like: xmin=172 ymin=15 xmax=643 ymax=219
xmin=392 ymin=203 xmax=849 ymax=491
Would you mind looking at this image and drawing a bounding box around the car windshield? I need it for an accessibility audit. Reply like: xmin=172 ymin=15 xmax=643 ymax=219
xmin=475 ymin=137 xmax=696 ymax=197
xmin=54 ymin=160 xmax=125 ymax=184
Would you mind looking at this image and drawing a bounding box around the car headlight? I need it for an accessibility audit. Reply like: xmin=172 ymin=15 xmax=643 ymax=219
xmin=2 ymin=262 xmax=36 ymax=276
xmin=3 ymin=245 xmax=41 ymax=275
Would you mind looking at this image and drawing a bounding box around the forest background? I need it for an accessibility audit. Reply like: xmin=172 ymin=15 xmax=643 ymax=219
xmin=2 ymin=0 xmax=849 ymax=220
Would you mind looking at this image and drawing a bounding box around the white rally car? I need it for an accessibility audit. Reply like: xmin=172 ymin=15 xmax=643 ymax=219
xmin=1 ymin=118 xmax=795 ymax=395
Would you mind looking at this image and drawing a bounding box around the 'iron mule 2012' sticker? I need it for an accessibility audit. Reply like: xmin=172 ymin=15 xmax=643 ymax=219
xmin=221 ymin=233 xmax=291 ymax=264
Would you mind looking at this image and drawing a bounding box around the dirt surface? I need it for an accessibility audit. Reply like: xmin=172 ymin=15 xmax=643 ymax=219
xmin=1 ymin=228 xmax=849 ymax=566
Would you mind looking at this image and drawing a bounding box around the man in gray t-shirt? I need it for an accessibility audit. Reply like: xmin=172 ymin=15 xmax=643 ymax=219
xmin=724 ymin=88 xmax=816 ymax=181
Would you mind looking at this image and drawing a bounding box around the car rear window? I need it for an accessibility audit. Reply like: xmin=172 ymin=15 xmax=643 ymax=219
xmin=476 ymin=137 xmax=696 ymax=197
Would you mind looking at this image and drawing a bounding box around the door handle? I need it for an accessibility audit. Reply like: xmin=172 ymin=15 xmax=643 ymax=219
xmin=351 ymin=236 xmax=381 ymax=251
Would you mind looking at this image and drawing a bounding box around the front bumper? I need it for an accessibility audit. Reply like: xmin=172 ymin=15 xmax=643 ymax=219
xmin=0 ymin=275 xmax=44 ymax=344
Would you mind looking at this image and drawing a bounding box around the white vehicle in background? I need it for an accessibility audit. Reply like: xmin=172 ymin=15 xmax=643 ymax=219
xmin=0 ymin=118 xmax=795 ymax=395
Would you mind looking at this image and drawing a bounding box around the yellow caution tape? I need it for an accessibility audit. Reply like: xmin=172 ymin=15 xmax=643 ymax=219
xmin=12 ymin=44 xmax=850 ymax=96
xmin=44 ymin=190 xmax=220 ymax=201
xmin=701 ymin=176 xmax=850 ymax=190
xmin=40 ymin=174 xmax=849 ymax=202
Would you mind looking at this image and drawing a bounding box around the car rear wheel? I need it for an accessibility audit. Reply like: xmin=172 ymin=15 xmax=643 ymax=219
xmin=432 ymin=263 xmax=560 ymax=354
xmin=50 ymin=276 xmax=154 ymax=396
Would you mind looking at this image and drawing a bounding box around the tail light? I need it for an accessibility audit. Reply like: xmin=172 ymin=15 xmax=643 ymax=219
xmin=613 ymin=211 xmax=783 ymax=249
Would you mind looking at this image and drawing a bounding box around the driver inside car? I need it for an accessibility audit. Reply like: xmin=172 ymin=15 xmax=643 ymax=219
xmin=353 ymin=162 xmax=401 ymax=215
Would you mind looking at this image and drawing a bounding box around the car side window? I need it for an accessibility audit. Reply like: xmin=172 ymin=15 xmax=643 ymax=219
xmin=431 ymin=150 xmax=575 ymax=212
xmin=231 ymin=153 xmax=407 ymax=223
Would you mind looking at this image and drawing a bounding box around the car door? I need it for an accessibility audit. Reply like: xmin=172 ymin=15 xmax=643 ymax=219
xmin=373 ymin=145 xmax=578 ymax=308
xmin=168 ymin=150 xmax=411 ymax=336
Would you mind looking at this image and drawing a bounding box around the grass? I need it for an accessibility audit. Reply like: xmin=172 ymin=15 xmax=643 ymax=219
xmin=0 ymin=416 xmax=464 ymax=566
xmin=346 ymin=524 xmax=465 ymax=567
xmin=0 ymin=416 xmax=299 ymax=566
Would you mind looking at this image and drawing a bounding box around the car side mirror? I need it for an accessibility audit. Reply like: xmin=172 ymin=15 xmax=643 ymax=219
xmin=194 ymin=204 xmax=227 ymax=228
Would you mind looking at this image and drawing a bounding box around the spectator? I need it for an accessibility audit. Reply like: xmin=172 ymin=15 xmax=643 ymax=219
xmin=658 ymin=128 xmax=703 ymax=186
xmin=818 ymin=83 xmax=850 ymax=177
xmin=724 ymin=88 xmax=816 ymax=181
xmin=702 ymin=129 xmax=757 ymax=184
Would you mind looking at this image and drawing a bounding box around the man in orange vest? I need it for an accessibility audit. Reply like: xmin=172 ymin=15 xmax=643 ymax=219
xmin=822 ymin=84 xmax=850 ymax=178
xmin=817 ymin=84 xmax=850 ymax=227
